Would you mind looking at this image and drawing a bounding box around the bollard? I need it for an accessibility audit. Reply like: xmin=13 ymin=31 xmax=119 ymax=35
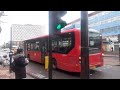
xmin=45 ymin=56 xmax=49 ymax=70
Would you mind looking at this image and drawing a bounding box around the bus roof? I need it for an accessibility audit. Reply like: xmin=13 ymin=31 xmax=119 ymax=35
xmin=25 ymin=28 xmax=100 ymax=41
xmin=24 ymin=34 xmax=48 ymax=41
xmin=72 ymin=28 xmax=100 ymax=33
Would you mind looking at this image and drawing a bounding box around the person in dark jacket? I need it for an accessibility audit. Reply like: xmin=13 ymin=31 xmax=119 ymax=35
xmin=12 ymin=49 xmax=29 ymax=79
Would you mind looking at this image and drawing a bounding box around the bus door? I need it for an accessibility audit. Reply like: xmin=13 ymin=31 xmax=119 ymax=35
xmin=41 ymin=41 xmax=47 ymax=64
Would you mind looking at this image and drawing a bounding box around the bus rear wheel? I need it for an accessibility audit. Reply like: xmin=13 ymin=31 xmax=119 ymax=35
xmin=52 ymin=59 xmax=57 ymax=69
xmin=27 ymin=54 xmax=30 ymax=61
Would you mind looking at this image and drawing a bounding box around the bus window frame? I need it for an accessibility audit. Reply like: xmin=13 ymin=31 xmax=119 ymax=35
xmin=52 ymin=32 xmax=75 ymax=54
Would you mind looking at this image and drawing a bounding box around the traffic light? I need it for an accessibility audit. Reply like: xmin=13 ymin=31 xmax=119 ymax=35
xmin=55 ymin=11 xmax=67 ymax=31
xmin=56 ymin=19 xmax=67 ymax=30
xmin=49 ymin=11 xmax=67 ymax=35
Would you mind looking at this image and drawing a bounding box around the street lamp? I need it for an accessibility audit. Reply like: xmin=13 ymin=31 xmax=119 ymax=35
xmin=9 ymin=51 xmax=13 ymax=73
xmin=9 ymin=27 xmax=13 ymax=73
xmin=0 ymin=11 xmax=7 ymax=33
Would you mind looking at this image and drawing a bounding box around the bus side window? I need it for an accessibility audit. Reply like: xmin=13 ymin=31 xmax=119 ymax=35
xmin=31 ymin=43 xmax=34 ymax=50
xmin=25 ymin=44 xmax=27 ymax=50
xmin=57 ymin=33 xmax=73 ymax=54
xmin=35 ymin=41 xmax=40 ymax=51
xmin=52 ymin=40 xmax=58 ymax=52
xmin=45 ymin=42 xmax=48 ymax=52
xmin=28 ymin=43 xmax=30 ymax=50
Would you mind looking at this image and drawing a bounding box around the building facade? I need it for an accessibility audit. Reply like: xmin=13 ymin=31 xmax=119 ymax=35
xmin=63 ymin=11 xmax=120 ymax=42
xmin=89 ymin=11 xmax=120 ymax=42
xmin=63 ymin=11 xmax=120 ymax=52
xmin=11 ymin=24 xmax=46 ymax=49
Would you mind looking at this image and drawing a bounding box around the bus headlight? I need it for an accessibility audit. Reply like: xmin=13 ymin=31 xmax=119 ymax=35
xmin=79 ymin=57 xmax=81 ymax=63
xmin=79 ymin=57 xmax=81 ymax=59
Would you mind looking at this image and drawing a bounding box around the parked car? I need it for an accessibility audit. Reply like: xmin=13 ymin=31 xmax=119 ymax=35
xmin=2 ymin=48 xmax=10 ymax=53
xmin=0 ymin=54 xmax=10 ymax=66
xmin=0 ymin=56 xmax=2 ymax=64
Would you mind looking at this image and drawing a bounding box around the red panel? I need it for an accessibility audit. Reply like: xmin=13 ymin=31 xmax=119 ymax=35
xmin=27 ymin=51 xmax=41 ymax=63
xmin=25 ymin=28 xmax=103 ymax=73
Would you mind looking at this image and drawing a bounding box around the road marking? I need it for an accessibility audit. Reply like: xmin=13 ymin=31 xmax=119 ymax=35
xmin=30 ymin=73 xmax=46 ymax=79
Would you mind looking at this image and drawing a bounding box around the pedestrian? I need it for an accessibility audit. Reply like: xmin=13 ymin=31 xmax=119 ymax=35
xmin=111 ymin=47 xmax=113 ymax=52
xmin=12 ymin=48 xmax=29 ymax=79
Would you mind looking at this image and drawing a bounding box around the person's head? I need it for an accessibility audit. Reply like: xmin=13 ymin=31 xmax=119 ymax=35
xmin=16 ymin=49 xmax=23 ymax=54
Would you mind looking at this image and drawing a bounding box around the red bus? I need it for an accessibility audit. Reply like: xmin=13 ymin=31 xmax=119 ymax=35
xmin=24 ymin=28 xmax=103 ymax=72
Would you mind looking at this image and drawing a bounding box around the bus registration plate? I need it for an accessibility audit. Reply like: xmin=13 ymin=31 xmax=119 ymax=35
xmin=90 ymin=66 xmax=96 ymax=69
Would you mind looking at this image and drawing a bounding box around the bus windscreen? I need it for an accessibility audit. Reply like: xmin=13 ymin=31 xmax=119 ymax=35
xmin=89 ymin=32 xmax=101 ymax=54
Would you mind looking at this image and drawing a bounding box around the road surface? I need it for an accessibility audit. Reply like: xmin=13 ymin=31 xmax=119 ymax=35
xmin=1 ymin=50 xmax=120 ymax=79
xmin=27 ymin=56 xmax=120 ymax=79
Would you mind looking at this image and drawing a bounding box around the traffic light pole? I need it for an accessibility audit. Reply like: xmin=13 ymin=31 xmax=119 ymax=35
xmin=48 ymin=11 xmax=55 ymax=79
xmin=80 ymin=11 xmax=89 ymax=79
xmin=48 ymin=11 xmax=67 ymax=79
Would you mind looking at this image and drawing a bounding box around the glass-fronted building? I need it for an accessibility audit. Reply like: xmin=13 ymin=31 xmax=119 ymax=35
xmin=63 ymin=11 xmax=120 ymax=42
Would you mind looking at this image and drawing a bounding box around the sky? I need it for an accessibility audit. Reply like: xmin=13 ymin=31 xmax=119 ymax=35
xmin=0 ymin=11 xmax=94 ymax=46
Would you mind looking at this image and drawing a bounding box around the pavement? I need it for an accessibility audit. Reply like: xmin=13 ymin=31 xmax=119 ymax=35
xmin=104 ymin=57 xmax=120 ymax=66
xmin=0 ymin=65 xmax=34 ymax=79
xmin=103 ymin=51 xmax=120 ymax=66
xmin=103 ymin=51 xmax=119 ymax=57
xmin=0 ymin=66 xmax=14 ymax=79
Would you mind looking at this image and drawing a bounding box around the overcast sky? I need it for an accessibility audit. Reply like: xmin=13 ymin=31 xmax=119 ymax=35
xmin=0 ymin=11 xmax=94 ymax=46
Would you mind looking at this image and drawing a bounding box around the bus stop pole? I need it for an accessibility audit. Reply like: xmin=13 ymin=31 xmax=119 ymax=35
xmin=80 ymin=11 xmax=89 ymax=79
